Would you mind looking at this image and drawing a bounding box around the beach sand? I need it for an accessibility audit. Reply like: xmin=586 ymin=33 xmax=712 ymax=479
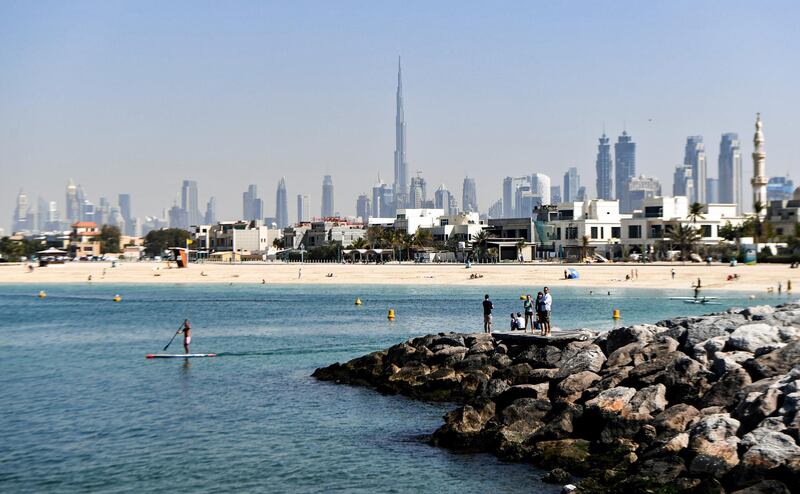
xmin=0 ymin=261 xmax=796 ymax=294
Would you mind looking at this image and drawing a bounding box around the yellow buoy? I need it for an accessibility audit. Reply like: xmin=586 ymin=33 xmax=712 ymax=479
xmin=38 ymin=290 xmax=47 ymax=299
xmin=355 ymin=298 xmax=363 ymax=305
xmin=519 ymin=295 xmax=526 ymax=300
xmin=387 ymin=308 xmax=395 ymax=320
xmin=113 ymin=295 xmax=122 ymax=302
xmin=612 ymin=308 xmax=621 ymax=320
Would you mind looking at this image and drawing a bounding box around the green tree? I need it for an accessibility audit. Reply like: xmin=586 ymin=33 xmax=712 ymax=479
xmin=670 ymin=224 xmax=701 ymax=260
xmin=580 ymin=235 xmax=590 ymax=260
xmin=144 ymin=228 xmax=190 ymax=258
xmin=350 ymin=237 xmax=368 ymax=249
xmin=688 ymin=202 xmax=705 ymax=224
xmin=412 ymin=228 xmax=433 ymax=250
xmin=471 ymin=230 xmax=492 ymax=261
xmin=99 ymin=225 xmax=121 ymax=254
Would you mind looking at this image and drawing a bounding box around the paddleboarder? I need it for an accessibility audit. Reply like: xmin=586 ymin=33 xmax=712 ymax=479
xmin=178 ymin=319 xmax=192 ymax=354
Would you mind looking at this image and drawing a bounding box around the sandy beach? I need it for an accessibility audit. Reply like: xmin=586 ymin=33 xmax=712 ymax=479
xmin=0 ymin=261 xmax=796 ymax=294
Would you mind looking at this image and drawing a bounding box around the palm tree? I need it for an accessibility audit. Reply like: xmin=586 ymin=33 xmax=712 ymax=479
xmin=366 ymin=226 xmax=384 ymax=249
xmin=412 ymin=228 xmax=433 ymax=250
xmin=580 ymin=235 xmax=590 ymax=261
xmin=472 ymin=230 xmax=491 ymax=262
xmin=351 ymin=237 xmax=368 ymax=249
xmin=671 ymin=224 xmax=701 ymax=260
xmin=753 ymin=201 xmax=765 ymax=244
xmin=688 ymin=202 xmax=705 ymax=224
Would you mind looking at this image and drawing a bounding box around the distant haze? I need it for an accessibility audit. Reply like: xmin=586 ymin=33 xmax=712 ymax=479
xmin=1 ymin=1 xmax=798 ymax=231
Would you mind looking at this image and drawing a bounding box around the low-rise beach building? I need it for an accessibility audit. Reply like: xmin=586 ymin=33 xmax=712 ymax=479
xmin=767 ymin=187 xmax=800 ymax=237
xmin=69 ymin=221 xmax=101 ymax=258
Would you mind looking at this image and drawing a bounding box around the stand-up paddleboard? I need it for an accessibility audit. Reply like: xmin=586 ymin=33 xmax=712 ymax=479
xmin=146 ymin=353 xmax=217 ymax=359
xmin=669 ymin=296 xmax=719 ymax=300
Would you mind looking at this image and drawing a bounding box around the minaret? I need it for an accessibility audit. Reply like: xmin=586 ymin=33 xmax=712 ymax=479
xmin=393 ymin=57 xmax=408 ymax=208
xmin=751 ymin=113 xmax=768 ymax=214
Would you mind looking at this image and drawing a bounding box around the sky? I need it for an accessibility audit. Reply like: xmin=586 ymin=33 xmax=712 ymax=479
xmin=1 ymin=0 xmax=799 ymax=232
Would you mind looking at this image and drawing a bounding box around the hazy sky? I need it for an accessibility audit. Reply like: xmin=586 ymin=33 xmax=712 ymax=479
xmin=2 ymin=1 xmax=799 ymax=232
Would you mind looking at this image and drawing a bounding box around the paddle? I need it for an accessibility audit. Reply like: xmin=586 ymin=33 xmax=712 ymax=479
xmin=162 ymin=323 xmax=184 ymax=352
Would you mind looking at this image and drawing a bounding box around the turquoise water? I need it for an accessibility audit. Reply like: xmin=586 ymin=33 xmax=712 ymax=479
xmin=0 ymin=283 xmax=781 ymax=493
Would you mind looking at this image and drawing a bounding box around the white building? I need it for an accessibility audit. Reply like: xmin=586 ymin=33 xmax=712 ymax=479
xmin=547 ymin=200 xmax=627 ymax=260
xmin=393 ymin=208 xmax=444 ymax=235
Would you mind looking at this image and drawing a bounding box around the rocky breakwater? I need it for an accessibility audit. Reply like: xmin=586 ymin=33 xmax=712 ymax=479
xmin=313 ymin=303 xmax=800 ymax=493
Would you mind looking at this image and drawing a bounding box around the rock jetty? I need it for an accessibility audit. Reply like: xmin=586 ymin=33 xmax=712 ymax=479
xmin=313 ymin=303 xmax=800 ymax=493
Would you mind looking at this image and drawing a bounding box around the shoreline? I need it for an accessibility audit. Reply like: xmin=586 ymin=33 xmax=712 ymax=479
xmin=0 ymin=261 xmax=796 ymax=294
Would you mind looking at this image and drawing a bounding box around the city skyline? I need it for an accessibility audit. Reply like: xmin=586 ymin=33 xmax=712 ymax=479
xmin=2 ymin=2 xmax=798 ymax=232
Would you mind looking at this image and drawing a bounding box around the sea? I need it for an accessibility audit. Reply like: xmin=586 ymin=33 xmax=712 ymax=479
xmin=0 ymin=283 xmax=781 ymax=493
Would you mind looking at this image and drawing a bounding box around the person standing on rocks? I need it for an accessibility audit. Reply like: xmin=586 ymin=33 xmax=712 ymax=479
xmin=523 ymin=294 xmax=534 ymax=332
xmin=482 ymin=294 xmax=494 ymax=333
xmin=542 ymin=287 xmax=552 ymax=336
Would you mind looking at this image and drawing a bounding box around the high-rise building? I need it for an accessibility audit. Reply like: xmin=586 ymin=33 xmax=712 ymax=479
xmin=169 ymin=203 xmax=188 ymax=229
xmin=550 ymin=186 xmax=562 ymax=205
xmin=614 ymin=131 xmax=636 ymax=206
xmin=204 ymin=197 xmax=217 ymax=224
xmin=563 ymin=167 xmax=580 ymax=202
xmin=393 ymin=57 xmax=409 ymax=209
xmin=576 ymin=186 xmax=588 ymax=201
xmin=118 ymin=194 xmax=133 ymax=235
xmin=181 ymin=180 xmax=201 ymax=226
xmin=462 ymin=177 xmax=478 ymax=213
xmin=488 ymin=199 xmax=503 ymax=219
xmin=531 ymin=173 xmax=551 ymax=205
xmin=767 ymin=176 xmax=795 ymax=202
xmin=321 ymin=175 xmax=334 ymax=217
xmin=356 ymin=194 xmax=371 ymax=223
xmin=706 ymin=178 xmax=719 ymax=204
xmin=751 ymin=113 xmax=768 ymax=214
xmin=503 ymin=176 xmax=531 ymax=218
xmin=409 ymin=174 xmax=427 ymax=208
xmin=66 ymin=179 xmax=79 ymax=223
xmin=297 ymin=194 xmax=310 ymax=223
xmin=243 ymin=185 xmax=263 ymax=221
xmin=434 ymin=184 xmax=455 ymax=216
xmin=684 ymin=136 xmax=706 ymax=203
xmin=718 ymin=133 xmax=742 ymax=213
xmin=12 ymin=190 xmax=28 ymax=232
xmin=81 ymin=200 xmax=96 ymax=224
xmin=97 ymin=197 xmax=110 ymax=226
xmin=47 ymin=201 xmax=59 ymax=231
xmin=596 ymin=133 xmax=613 ymax=200
xmin=276 ymin=177 xmax=289 ymax=229
xmin=673 ymin=165 xmax=694 ymax=200
xmin=371 ymin=175 xmax=394 ymax=218
xmin=36 ymin=196 xmax=48 ymax=232
xmin=626 ymin=176 xmax=662 ymax=212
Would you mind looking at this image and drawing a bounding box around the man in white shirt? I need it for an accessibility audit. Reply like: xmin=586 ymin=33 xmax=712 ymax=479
xmin=542 ymin=287 xmax=553 ymax=336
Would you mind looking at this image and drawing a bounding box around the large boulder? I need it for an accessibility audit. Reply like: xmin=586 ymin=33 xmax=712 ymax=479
xmin=699 ymin=367 xmax=753 ymax=409
xmin=745 ymin=340 xmax=800 ymax=380
xmin=727 ymin=324 xmax=783 ymax=353
xmin=605 ymin=324 xmax=661 ymax=354
xmin=653 ymin=404 xmax=700 ymax=433
xmin=688 ymin=413 xmax=741 ymax=477
xmin=730 ymin=480 xmax=792 ymax=494
xmin=554 ymin=371 xmax=601 ymax=403
xmin=431 ymin=400 xmax=496 ymax=451
xmin=555 ymin=344 xmax=606 ymax=379
xmin=627 ymin=384 xmax=668 ymax=416
xmin=585 ymin=387 xmax=637 ymax=414
xmin=515 ymin=345 xmax=562 ymax=368
xmin=496 ymin=383 xmax=549 ymax=409
xmin=733 ymin=387 xmax=780 ymax=433
xmin=740 ymin=426 xmax=800 ymax=472
xmin=495 ymin=398 xmax=552 ymax=459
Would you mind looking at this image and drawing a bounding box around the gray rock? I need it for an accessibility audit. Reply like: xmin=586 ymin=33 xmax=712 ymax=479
xmin=496 ymin=383 xmax=550 ymax=409
xmin=467 ymin=340 xmax=495 ymax=355
xmin=484 ymin=378 xmax=510 ymax=398
xmin=688 ymin=413 xmax=741 ymax=477
xmin=740 ymin=305 xmax=776 ymax=319
xmin=554 ymin=371 xmax=601 ymax=403
xmin=778 ymin=325 xmax=800 ymax=341
xmin=699 ymin=367 xmax=752 ymax=409
xmin=746 ymin=340 xmax=800 ymax=379
xmin=778 ymin=390 xmax=800 ymax=415
xmin=432 ymin=335 xmax=465 ymax=347
xmin=464 ymin=333 xmax=493 ymax=347
xmin=628 ymin=384 xmax=668 ymax=416
xmin=541 ymin=467 xmax=571 ymax=484
xmin=728 ymin=323 xmax=782 ymax=353
xmin=555 ymin=344 xmax=606 ymax=379
xmin=490 ymin=353 xmax=512 ymax=369
xmin=515 ymin=345 xmax=562 ymax=368
xmin=585 ymin=387 xmax=636 ymax=414
xmin=653 ymin=404 xmax=700 ymax=433
xmin=605 ymin=341 xmax=645 ymax=368
xmin=730 ymin=480 xmax=791 ymax=494
xmin=605 ymin=324 xmax=661 ymax=354
xmin=703 ymin=335 xmax=729 ymax=354
xmin=740 ymin=426 xmax=800 ymax=471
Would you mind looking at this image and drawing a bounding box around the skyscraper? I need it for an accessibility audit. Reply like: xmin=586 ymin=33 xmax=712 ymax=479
xmin=275 ymin=177 xmax=289 ymax=229
xmin=36 ymin=196 xmax=48 ymax=232
xmin=13 ymin=190 xmax=28 ymax=232
xmin=531 ymin=173 xmax=551 ymax=205
xmin=181 ymin=180 xmax=201 ymax=226
xmin=118 ymin=194 xmax=132 ymax=235
xmin=563 ymin=167 xmax=580 ymax=202
xmin=706 ymin=178 xmax=719 ymax=204
xmin=596 ymin=133 xmax=613 ymax=200
xmin=626 ymin=176 xmax=662 ymax=212
xmin=393 ymin=57 xmax=409 ymax=209
xmin=97 ymin=197 xmax=110 ymax=226
xmin=462 ymin=177 xmax=478 ymax=213
xmin=243 ymin=185 xmax=263 ymax=221
xmin=321 ymin=175 xmax=334 ymax=217
xmin=751 ymin=113 xmax=768 ymax=214
xmin=718 ymin=133 xmax=742 ymax=213
xmin=409 ymin=174 xmax=427 ymax=208
xmin=434 ymin=184 xmax=454 ymax=216
xmin=550 ymin=186 xmax=562 ymax=205
xmin=614 ymin=131 xmax=636 ymax=207
xmin=66 ymin=179 xmax=79 ymax=223
xmin=204 ymin=197 xmax=217 ymax=224
xmin=767 ymin=176 xmax=795 ymax=202
xmin=503 ymin=176 xmax=531 ymax=218
xmin=356 ymin=194 xmax=371 ymax=223
xmin=371 ymin=175 xmax=394 ymax=218
xmin=297 ymin=194 xmax=310 ymax=223
xmin=684 ymin=136 xmax=706 ymax=203
xmin=673 ymin=165 xmax=694 ymax=200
